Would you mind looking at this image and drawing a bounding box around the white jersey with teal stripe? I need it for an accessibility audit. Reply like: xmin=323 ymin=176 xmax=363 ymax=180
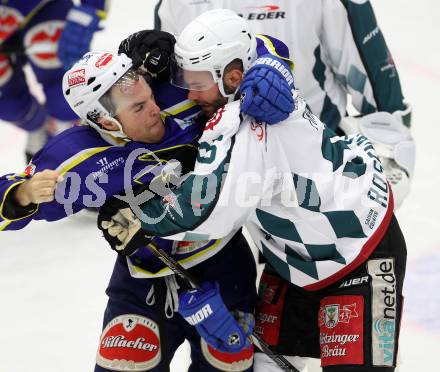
xmin=155 ymin=0 xmax=409 ymax=130
xmin=139 ymin=98 xmax=394 ymax=289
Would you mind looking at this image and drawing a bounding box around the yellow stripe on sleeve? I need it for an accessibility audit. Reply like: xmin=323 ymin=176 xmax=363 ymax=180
xmin=0 ymin=181 xmax=40 ymax=222
xmin=0 ymin=146 xmax=112 ymax=224
xmin=0 ymin=220 xmax=12 ymax=231
xmin=56 ymin=146 xmax=112 ymax=175
xmin=160 ymin=99 xmax=198 ymax=120
xmin=256 ymin=34 xmax=295 ymax=71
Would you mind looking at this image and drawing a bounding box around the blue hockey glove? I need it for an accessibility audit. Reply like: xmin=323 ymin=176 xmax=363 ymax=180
xmin=240 ymin=54 xmax=295 ymax=124
xmin=58 ymin=5 xmax=103 ymax=68
xmin=179 ymin=282 xmax=254 ymax=353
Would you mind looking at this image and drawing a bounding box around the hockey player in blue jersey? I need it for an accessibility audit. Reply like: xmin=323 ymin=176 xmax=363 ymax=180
xmin=98 ymin=10 xmax=407 ymax=372
xmin=0 ymin=26 xmax=297 ymax=370
xmin=0 ymin=0 xmax=107 ymax=161
xmin=0 ymin=50 xmax=256 ymax=371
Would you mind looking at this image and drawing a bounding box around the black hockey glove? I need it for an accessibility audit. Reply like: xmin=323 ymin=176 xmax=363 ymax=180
xmin=118 ymin=30 xmax=176 ymax=82
xmin=98 ymin=196 xmax=152 ymax=256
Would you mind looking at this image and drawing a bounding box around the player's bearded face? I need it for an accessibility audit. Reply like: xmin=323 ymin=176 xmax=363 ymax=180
xmin=180 ymin=70 xmax=227 ymax=118
xmin=188 ymin=84 xmax=227 ymax=118
xmin=110 ymin=75 xmax=165 ymax=143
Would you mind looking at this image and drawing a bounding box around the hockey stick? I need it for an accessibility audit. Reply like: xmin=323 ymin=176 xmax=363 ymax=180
xmin=145 ymin=241 xmax=300 ymax=372
xmin=147 ymin=241 xmax=202 ymax=289
xmin=20 ymin=0 xmax=55 ymax=30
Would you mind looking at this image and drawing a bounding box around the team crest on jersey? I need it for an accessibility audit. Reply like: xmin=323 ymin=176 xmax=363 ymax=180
xmin=201 ymin=338 xmax=253 ymax=371
xmin=204 ymin=106 xmax=225 ymax=131
xmin=0 ymin=6 xmax=23 ymax=42
xmin=162 ymin=193 xmax=178 ymax=209
xmin=323 ymin=304 xmax=339 ymax=329
xmin=95 ymin=53 xmax=113 ymax=69
xmin=24 ymin=163 xmax=36 ymax=177
xmin=319 ymin=302 xmax=359 ymax=329
xmin=24 ymin=20 xmax=64 ymax=69
xmin=161 ymin=192 xmax=184 ymax=219
xmin=96 ymin=314 xmax=161 ymax=371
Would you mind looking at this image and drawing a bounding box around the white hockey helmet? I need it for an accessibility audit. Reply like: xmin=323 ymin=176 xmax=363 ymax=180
xmin=171 ymin=9 xmax=257 ymax=101
xmin=63 ymin=51 xmax=143 ymax=140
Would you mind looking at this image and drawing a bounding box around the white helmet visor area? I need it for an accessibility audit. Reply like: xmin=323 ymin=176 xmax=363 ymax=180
xmin=97 ymin=68 xmax=153 ymax=120
xmin=170 ymin=59 xmax=217 ymax=91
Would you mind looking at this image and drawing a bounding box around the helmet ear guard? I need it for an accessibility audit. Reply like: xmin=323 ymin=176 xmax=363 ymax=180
xmin=171 ymin=9 xmax=256 ymax=101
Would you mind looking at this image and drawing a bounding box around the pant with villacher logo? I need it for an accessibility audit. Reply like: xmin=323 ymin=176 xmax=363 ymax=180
xmin=95 ymin=231 xmax=257 ymax=372
xmin=254 ymin=215 xmax=406 ymax=372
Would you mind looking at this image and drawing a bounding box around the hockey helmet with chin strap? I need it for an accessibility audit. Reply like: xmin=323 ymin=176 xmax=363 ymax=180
xmin=63 ymin=51 xmax=150 ymax=140
xmin=171 ymin=9 xmax=257 ymax=102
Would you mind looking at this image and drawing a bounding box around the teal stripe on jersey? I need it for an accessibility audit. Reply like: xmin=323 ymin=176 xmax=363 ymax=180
xmin=261 ymin=241 xmax=292 ymax=282
xmin=340 ymin=0 xmax=406 ymax=115
xmin=323 ymin=210 xmax=367 ymax=239
xmin=153 ymin=0 xmax=163 ymax=30
xmin=312 ymin=46 xmax=342 ymax=130
xmin=321 ymin=127 xmax=351 ymax=171
xmin=304 ymin=243 xmax=346 ymax=265
xmin=293 ymin=174 xmax=321 ymax=212
xmin=140 ymin=133 xmax=236 ymax=236
xmin=361 ymin=97 xmax=376 ymax=114
xmin=139 ymin=157 xmax=226 ymax=236
xmin=285 ymin=244 xmax=319 ymax=280
xmin=343 ymin=156 xmax=367 ymax=179
xmin=256 ymin=209 xmax=303 ymax=243
xmin=347 ymin=64 xmax=367 ymax=93
xmin=183 ymin=232 xmax=211 ymax=241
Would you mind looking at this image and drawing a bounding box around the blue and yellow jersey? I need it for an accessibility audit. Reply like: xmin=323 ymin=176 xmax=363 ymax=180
xmin=0 ymin=37 xmax=294 ymax=277
xmin=255 ymin=34 xmax=294 ymax=72
xmin=0 ymin=80 xmax=233 ymax=276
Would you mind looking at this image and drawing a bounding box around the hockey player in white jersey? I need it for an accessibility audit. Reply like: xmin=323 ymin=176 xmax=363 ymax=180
xmin=99 ymin=9 xmax=407 ymax=372
xmin=154 ymin=0 xmax=415 ymax=209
